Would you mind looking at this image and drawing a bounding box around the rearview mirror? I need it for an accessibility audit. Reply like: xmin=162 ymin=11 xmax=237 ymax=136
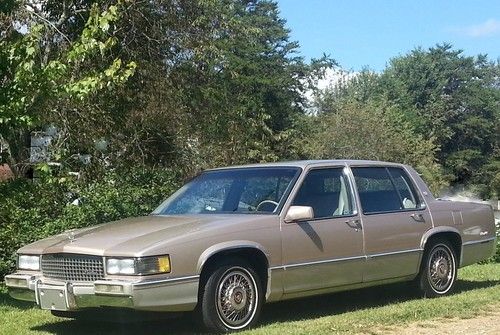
xmin=284 ymin=206 xmax=314 ymax=223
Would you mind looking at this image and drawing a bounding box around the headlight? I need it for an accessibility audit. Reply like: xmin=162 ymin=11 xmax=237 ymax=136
xmin=106 ymin=258 xmax=135 ymax=275
xmin=106 ymin=255 xmax=170 ymax=275
xmin=17 ymin=255 xmax=40 ymax=271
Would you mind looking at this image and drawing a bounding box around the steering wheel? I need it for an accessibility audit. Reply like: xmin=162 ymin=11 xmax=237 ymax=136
xmin=256 ymin=200 xmax=279 ymax=212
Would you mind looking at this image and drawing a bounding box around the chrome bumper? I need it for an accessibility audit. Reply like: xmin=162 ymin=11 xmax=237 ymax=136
xmin=5 ymin=273 xmax=199 ymax=312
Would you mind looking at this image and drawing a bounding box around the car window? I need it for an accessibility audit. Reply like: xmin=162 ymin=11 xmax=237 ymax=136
xmin=352 ymin=167 xmax=421 ymax=214
xmin=239 ymin=175 xmax=294 ymax=212
xmin=387 ymin=167 xmax=422 ymax=209
xmin=163 ymin=178 xmax=233 ymax=214
xmin=291 ymin=168 xmax=354 ymax=219
xmin=154 ymin=167 xmax=300 ymax=215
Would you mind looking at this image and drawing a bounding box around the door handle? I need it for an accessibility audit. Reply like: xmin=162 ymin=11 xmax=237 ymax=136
xmin=410 ymin=213 xmax=425 ymax=222
xmin=345 ymin=219 xmax=362 ymax=232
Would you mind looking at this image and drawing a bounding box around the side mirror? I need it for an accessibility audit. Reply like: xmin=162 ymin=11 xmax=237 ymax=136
xmin=284 ymin=206 xmax=314 ymax=223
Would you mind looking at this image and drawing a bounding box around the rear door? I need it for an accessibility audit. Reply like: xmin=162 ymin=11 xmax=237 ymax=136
xmin=350 ymin=166 xmax=432 ymax=282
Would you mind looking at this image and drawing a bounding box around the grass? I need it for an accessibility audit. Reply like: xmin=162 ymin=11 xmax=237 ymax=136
xmin=0 ymin=263 xmax=499 ymax=335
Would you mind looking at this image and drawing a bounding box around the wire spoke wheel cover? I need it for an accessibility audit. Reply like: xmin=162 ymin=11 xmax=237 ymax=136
xmin=215 ymin=267 xmax=258 ymax=329
xmin=427 ymin=244 xmax=455 ymax=293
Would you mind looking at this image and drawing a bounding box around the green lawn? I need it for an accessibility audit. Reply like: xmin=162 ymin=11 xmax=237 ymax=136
xmin=1 ymin=263 xmax=499 ymax=335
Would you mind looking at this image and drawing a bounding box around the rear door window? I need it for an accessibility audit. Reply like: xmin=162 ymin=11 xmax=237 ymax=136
xmin=352 ymin=167 xmax=422 ymax=214
xmin=387 ymin=167 xmax=422 ymax=210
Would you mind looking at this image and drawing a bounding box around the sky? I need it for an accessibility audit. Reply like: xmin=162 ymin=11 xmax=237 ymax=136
xmin=276 ymin=0 xmax=500 ymax=72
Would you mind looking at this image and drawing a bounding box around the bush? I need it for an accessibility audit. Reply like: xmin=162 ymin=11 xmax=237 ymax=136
xmin=493 ymin=217 xmax=500 ymax=263
xmin=0 ymin=168 xmax=180 ymax=278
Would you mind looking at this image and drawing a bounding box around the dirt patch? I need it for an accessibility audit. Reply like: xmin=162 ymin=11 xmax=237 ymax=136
xmin=376 ymin=311 xmax=500 ymax=335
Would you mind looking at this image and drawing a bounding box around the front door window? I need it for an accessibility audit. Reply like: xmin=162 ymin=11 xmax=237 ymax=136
xmin=291 ymin=168 xmax=354 ymax=219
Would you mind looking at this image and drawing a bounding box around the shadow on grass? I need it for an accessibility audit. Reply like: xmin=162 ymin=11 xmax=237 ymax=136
xmin=454 ymin=279 xmax=500 ymax=294
xmin=259 ymin=279 xmax=500 ymax=325
xmin=17 ymin=278 xmax=499 ymax=335
xmin=0 ymin=290 xmax=37 ymax=310
xmin=33 ymin=316 xmax=197 ymax=335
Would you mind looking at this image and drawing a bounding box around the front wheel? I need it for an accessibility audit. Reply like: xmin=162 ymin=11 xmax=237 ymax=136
xmin=199 ymin=262 xmax=263 ymax=333
xmin=417 ymin=240 xmax=457 ymax=297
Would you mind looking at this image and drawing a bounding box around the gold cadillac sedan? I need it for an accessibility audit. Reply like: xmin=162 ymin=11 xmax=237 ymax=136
xmin=5 ymin=160 xmax=497 ymax=332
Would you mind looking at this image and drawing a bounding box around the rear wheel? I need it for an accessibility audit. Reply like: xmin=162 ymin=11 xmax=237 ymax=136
xmin=417 ymin=240 xmax=457 ymax=297
xmin=199 ymin=260 xmax=263 ymax=333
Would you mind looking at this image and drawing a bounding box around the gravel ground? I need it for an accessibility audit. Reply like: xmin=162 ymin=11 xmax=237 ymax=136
xmin=378 ymin=310 xmax=500 ymax=335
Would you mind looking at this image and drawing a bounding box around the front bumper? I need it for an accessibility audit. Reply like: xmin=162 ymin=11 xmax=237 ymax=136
xmin=5 ymin=273 xmax=199 ymax=312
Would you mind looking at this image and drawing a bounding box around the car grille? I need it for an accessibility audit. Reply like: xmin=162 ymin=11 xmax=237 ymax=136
xmin=41 ymin=254 xmax=105 ymax=282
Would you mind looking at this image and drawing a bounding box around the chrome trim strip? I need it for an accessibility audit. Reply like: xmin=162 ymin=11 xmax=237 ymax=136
xmin=462 ymin=237 xmax=496 ymax=246
xmin=34 ymin=279 xmax=41 ymax=305
xmin=133 ymin=275 xmax=200 ymax=287
xmin=65 ymin=283 xmax=71 ymax=309
xmin=271 ymin=255 xmax=366 ymax=271
xmin=270 ymin=248 xmax=424 ymax=270
xmin=269 ymin=266 xmax=284 ymax=271
xmin=71 ymin=283 xmax=94 ymax=288
xmin=368 ymin=248 xmax=423 ymax=259
xmin=343 ymin=163 xmax=359 ymax=215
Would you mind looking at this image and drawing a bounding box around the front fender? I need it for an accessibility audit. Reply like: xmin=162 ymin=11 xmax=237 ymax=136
xmin=196 ymin=240 xmax=270 ymax=273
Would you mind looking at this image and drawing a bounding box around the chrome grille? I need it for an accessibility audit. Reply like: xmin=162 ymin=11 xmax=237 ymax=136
xmin=41 ymin=254 xmax=105 ymax=282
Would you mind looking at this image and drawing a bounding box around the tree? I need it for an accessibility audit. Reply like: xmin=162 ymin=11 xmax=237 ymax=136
xmin=379 ymin=44 xmax=499 ymax=196
xmin=297 ymin=99 xmax=448 ymax=193
xmin=181 ymin=0 xmax=312 ymax=167
xmin=314 ymin=44 xmax=499 ymax=197
xmin=0 ymin=1 xmax=136 ymax=176
xmin=0 ymin=1 xmax=327 ymax=178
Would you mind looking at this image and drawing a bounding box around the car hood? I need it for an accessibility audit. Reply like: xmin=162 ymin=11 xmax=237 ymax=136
xmin=17 ymin=215 xmax=236 ymax=257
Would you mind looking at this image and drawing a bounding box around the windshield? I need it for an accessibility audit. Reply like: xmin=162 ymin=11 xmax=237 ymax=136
xmin=153 ymin=167 xmax=301 ymax=215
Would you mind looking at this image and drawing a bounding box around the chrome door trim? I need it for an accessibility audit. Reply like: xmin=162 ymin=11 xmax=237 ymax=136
xmin=367 ymin=248 xmax=423 ymax=259
xmin=270 ymin=255 xmax=366 ymax=271
xmin=462 ymin=237 xmax=496 ymax=246
xmin=271 ymin=248 xmax=423 ymax=270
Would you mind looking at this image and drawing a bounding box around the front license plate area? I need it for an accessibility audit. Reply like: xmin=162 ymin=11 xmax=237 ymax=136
xmin=39 ymin=286 xmax=68 ymax=311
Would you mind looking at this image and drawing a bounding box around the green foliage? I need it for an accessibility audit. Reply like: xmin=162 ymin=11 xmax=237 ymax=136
xmin=492 ymin=218 xmax=500 ymax=263
xmin=0 ymin=169 xmax=180 ymax=278
xmin=298 ymin=100 xmax=449 ymax=194
xmin=0 ymin=1 xmax=136 ymax=172
xmin=315 ymin=45 xmax=499 ymax=198
xmin=186 ymin=0 xmax=310 ymax=166
xmin=4 ymin=0 xmax=328 ymax=175
xmin=379 ymin=44 xmax=499 ymax=197
xmin=103 ymin=0 xmax=325 ymax=170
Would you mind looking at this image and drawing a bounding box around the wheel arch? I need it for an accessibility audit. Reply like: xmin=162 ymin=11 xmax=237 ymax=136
xmin=420 ymin=227 xmax=462 ymax=266
xmin=197 ymin=242 xmax=271 ymax=298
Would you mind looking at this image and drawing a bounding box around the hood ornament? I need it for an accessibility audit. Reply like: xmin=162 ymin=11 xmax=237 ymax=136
xmin=66 ymin=231 xmax=76 ymax=242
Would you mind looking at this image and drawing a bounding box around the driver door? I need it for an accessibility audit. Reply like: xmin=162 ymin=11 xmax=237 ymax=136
xmin=281 ymin=167 xmax=365 ymax=294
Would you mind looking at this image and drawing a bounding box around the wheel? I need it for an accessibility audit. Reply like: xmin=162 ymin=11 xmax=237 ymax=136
xmin=416 ymin=239 xmax=457 ymax=297
xmin=199 ymin=260 xmax=263 ymax=333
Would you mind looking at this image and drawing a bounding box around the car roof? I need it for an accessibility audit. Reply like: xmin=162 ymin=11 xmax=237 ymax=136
xmin=207 ymin=159 xmax=405 ymax=171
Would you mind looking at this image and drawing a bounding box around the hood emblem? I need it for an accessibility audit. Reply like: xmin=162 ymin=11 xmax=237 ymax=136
xmin=67 ymin=231 xmax=76 ymax=242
